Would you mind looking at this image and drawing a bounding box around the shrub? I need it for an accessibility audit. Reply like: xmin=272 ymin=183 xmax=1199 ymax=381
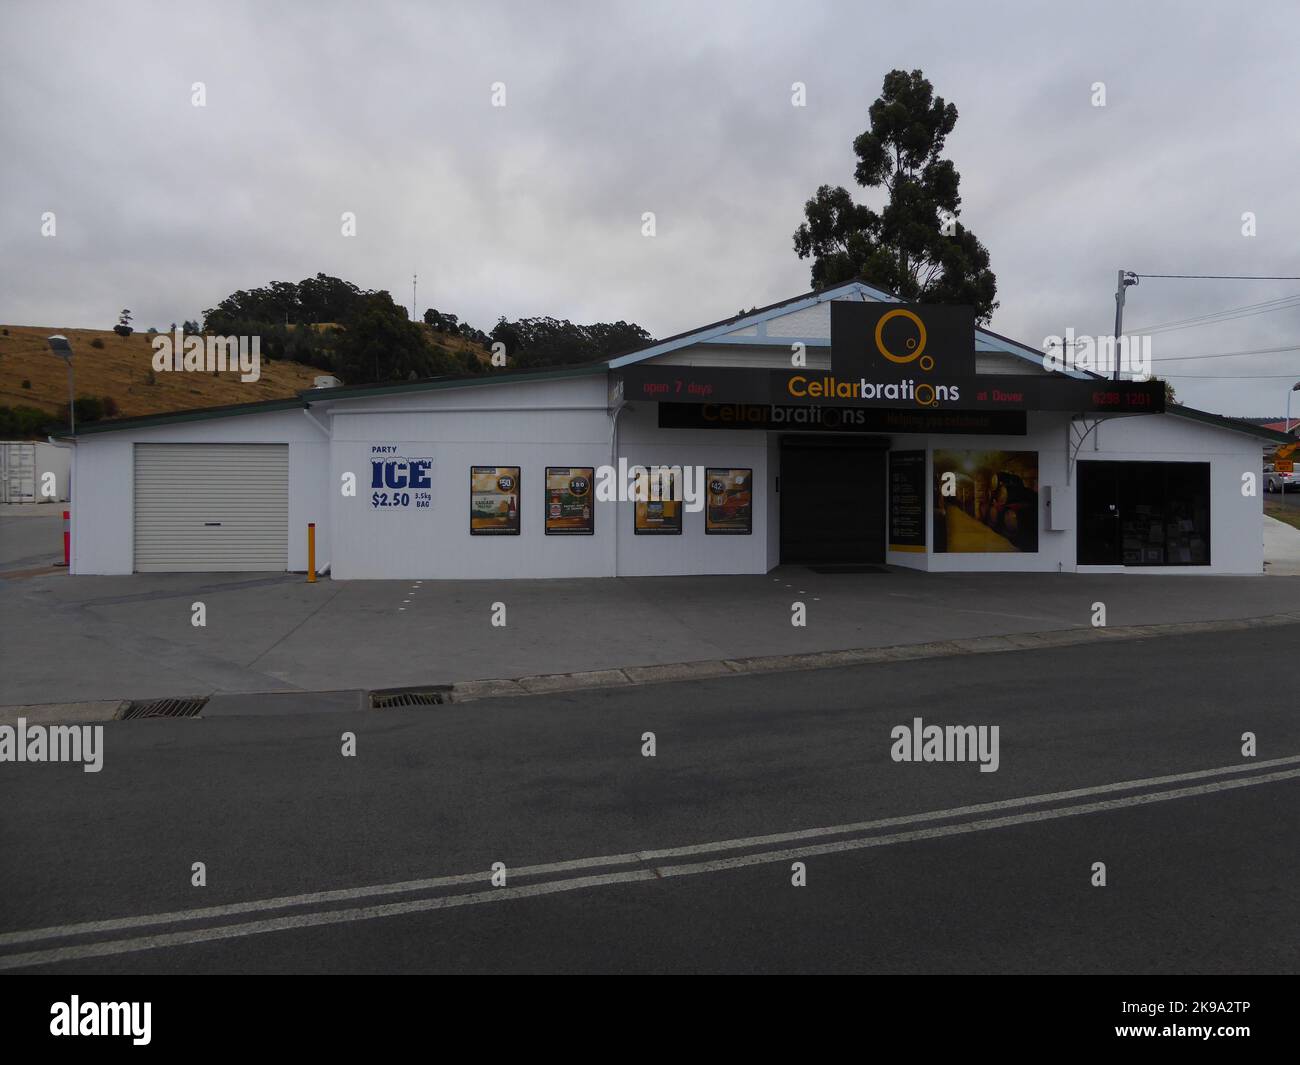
xmin=0 ymin=405 xmax=55 ymax=436
xmin=21 ymin=379 xmax=31 ymax=389
xmin=61 ymin=396 xmax=105 ymax=423
xmin=101 ymin=396 xmax=119 ymax=418
xmin=90 ymin=337 xmax=105 ymax=349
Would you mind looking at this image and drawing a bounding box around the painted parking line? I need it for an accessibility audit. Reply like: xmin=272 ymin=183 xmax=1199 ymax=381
xmin=2 ymin=758 xmax=1297 ymax=969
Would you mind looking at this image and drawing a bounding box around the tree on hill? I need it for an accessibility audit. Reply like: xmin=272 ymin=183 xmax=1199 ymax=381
xmin=333 ymin=291 xmax=478 ymax=384
xmin=793 ymin=68 xmax=998 ymax=322
xmin=204 ymin=274 xmax=368 ymax=332
xmin=424 ymin=308 xmax=491 ymax=346
xmin=488 ymin=317 xmax=652 ymax=368
xmin=201 ymin=275 xmax=648 ymax=381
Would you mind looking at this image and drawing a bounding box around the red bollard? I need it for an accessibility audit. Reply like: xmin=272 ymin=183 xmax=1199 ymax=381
xmin=62 ymin=510 xmax=70 ymax=568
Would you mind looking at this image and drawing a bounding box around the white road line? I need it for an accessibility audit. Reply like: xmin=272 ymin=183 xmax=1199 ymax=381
xmin=2 ymin=764 xmax=1298 ymax=969
xmin=3 ymin=753 xmax=1297 ymax=950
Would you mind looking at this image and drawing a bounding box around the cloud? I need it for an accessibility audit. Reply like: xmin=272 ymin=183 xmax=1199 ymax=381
xmin=2 ymin=0 xmax=1297 ymax=414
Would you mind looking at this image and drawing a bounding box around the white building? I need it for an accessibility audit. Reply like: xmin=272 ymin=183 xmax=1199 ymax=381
xmin=63 ymin=282 xmax=1288 ymax=578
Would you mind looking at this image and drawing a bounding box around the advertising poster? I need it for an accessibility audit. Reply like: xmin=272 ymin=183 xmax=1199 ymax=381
xmin=633 ymin=467 xmax=682 ymax=535
xmin=545 ymin=467 xmax=595 ymax=535
xmin=369 ymin=446 xmax=432 ymax=511
xmin=933 ymin=450 xmax=1038 ymax=553
xmin=888 ymin=451 xmax=926 ymax=551
xmin=705 ymin=468 xmax=752 ymax=534
xmin=470 ymin=466 xmax=521 ymax=535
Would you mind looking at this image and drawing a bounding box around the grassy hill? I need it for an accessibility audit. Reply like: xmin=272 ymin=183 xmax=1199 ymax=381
xmin=418 ymin=324 xmax=494 ymax=367
xmin=0 ymin=325 xmax=326 ymax=422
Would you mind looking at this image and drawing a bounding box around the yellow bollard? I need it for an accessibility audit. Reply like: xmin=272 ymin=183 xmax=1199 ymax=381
xmin=307 ymin=523 xmax=316 ymax=583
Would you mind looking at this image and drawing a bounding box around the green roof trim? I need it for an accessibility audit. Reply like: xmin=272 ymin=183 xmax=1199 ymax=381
xmin=1166 ymin=404 xmax=1294 ymax=443
xmin=57 ymin=363 xmax=610 ymax=437
xmin=298 ymin=362 xmax=607 ymax=401
xmin=59 ymin=397 xmax=307 ymax=437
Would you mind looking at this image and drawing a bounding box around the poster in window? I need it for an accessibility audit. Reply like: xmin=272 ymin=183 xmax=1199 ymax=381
xmin=887 ymin=451 xmax=926 ymax=551
xmin=545 ymin=467 xmax=595 ymax=535
xmin=704 ymin=468 xmax=752 ymax=534
xmin=932 ymin=450 xmax=1038 ymax=553
xmin=470 ymin=466 xmax=521 ymax=535
xmin=633 ymin=466 xmax=682 ymax=535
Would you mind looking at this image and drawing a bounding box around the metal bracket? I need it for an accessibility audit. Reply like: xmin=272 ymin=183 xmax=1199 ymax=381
xmin=1066 ymin=414 xmax=1104 ymax=486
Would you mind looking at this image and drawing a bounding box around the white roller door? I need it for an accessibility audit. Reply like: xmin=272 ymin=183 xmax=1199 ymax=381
xmin=134 ymin=444 xmax=288 ymax=571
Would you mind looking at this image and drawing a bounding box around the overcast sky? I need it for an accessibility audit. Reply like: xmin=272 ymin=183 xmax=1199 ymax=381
xmin=3 ymin=0 xmax=1298 ymax=416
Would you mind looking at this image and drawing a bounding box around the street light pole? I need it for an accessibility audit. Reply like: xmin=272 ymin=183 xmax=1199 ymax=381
xmin=1112 ymin=270 xmax=1139 ymax=381
xmin=47 ymin=335 xmax=75 ymax=435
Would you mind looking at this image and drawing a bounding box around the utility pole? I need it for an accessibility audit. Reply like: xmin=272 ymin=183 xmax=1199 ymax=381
xmin=1112 ymin=270 xmax=1139 ymax=380
xmin=412 ymin=273 xmax=418 ymax=322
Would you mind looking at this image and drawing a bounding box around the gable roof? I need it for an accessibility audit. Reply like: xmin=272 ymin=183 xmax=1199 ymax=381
xmin=605 ymin=279 xmax=1070 ymax=375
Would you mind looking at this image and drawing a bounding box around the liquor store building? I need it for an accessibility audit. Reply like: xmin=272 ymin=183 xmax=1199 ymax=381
xmin=64 ymin=282 xmax=1288 ymax=578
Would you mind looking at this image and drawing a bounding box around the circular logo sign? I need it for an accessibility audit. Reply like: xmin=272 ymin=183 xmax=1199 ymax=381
xmin=874 ymin=308 xmax=934 ymax=371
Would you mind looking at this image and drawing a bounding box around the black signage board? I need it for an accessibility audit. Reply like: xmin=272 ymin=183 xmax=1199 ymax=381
xmin=831 ymin=302 xmax=975 ymax=379
xmin=658 ymin=402 xmax=1027 ymax=436
xmin=888 ymin=450 xmax=927 ymax=551
xmin=624 ymin=366 xmax=1164 ymax=415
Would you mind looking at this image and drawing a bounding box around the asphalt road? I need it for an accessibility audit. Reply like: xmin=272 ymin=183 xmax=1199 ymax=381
xmin=1 ymin=625 xmax=1297 ymax=974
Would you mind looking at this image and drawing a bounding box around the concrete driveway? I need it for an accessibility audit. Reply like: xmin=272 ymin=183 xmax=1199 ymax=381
xmin=2 ymin=561 xmax=1297 ymax=706
xmin=0 ymin=503 xmax=63 ymax=572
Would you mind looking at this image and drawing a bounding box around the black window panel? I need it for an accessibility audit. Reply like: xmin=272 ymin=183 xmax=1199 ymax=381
xmin=1077 ymin=461 xmax=1210 ymax=567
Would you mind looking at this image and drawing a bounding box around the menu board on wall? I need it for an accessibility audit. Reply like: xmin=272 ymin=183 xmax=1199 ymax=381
xmin=545 ymin=467 xmax=595 ymax=535
xmin=705 ymin=468 xmax=752 ymax=534
xmin=932 ymin=450 xmax=1039 ymax=553
xmin=888 ymin=451 xmax=926 ymax=552
xmin=633 ymin=466 xmax=682 ymax=535
xmin=470 ymin=466 xmax=521 ymax=535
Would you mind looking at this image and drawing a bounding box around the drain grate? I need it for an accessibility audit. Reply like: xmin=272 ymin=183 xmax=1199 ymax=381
xmin=120 ymin=696 xmax=209 ymax=720
xmin=369 ymin=687 xmax=449 ymax=709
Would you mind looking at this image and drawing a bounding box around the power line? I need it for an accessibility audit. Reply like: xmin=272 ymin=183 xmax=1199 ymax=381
xmin=1157 ymin=372 xmax=1300 ymax=379
xmin=1136 ymin=273 xmax=1300 ymax=280
xmin=1153 ymin=343 xmax=1300 ymax=361
xmin=1131 ymin=293 xmax=1300 ymax=335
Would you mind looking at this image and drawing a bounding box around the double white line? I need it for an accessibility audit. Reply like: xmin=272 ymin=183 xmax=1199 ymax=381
xmin=3 ymin=754 xmax=1298 ymax=969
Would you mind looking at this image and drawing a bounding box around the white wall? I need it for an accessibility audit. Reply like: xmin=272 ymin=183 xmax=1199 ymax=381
xmin=325 ymin=376 xmax=773 ymax=579
xmin=616 ymin=403 xmax=770 ymax=577
xmin=70 ymin=409 xmax=328 ymax=575
xmin=327 ymin=376 xmax=616 ymax=579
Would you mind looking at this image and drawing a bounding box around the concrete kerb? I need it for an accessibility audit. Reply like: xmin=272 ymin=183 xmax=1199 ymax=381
xmin=446 ymin=612 xmax=1300 ymax=702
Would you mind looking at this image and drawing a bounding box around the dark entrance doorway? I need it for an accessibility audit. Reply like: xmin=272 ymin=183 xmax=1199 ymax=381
xmin=779 ymin=436 xmax=886 ymax=564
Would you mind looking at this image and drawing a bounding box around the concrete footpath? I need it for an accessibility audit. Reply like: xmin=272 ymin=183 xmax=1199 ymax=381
xmin=1264 ymin=513 xmax=1300 ymax=576
xmin=1 ymin=563 xmax=1298 ymax=716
